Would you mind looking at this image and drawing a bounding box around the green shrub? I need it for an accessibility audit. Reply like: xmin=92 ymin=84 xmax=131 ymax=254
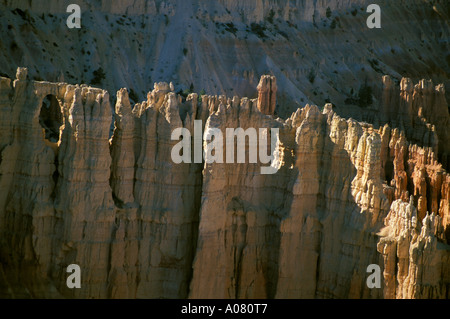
xmin=250 ymin=23 xmax=267 ymax=39
xmin=266 ymin=9 xmax=275 ymax=24
xmin=357 ymin=82 xmax=373 ymax=107
xmin=368 ymin=59 xmax=382 ymax=73
xmin=128 ymin=88 xmax=138 ymax=103
xmin=330 ymin=19 xmax=336 ymax=29
xmin=91 ymin=67 xmax=106 ymax=85
xmin=10 ymin=41 xmax=18 ymax=51
xmin=178 ymin=83 xmax=195 ymax=98
xmin=198 ymin=89 xmax=206 ymax=102
xmin=224 ymin=22 xmax=237 ymax=35
xmin=279 ymin=30 xmax=289 ymax=39
xmin=307 ymin=69 xmax=315 ymax=84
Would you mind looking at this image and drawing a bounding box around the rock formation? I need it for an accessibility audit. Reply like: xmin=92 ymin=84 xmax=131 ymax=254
xmin=378 ymin=198 xmax=449 ymax=298
xmin=379 ymin=75 xmax=449 ymax=169
xmin=0 ymin=69 xmax=449 ymax=299
xmin=256 ymin=75 xmax=277 ymax=115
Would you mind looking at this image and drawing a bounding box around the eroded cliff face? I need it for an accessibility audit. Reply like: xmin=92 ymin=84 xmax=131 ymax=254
xmin=378 ymin=198 xmax=449 ymax=298
xmin=0 ymin=68 xmax=203 ymax=298
xmin=0 ymin=69 xmax=449 ymax=298
xmin=189 ymin=102 xmax=390 ymax=298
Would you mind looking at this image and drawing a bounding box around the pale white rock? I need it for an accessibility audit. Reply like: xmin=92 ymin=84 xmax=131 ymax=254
xmin=0 ymin=70 xmax=449 ymax=299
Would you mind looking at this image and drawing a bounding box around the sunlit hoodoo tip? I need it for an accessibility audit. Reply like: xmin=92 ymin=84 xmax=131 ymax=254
xmin=257 ymin=75 xmax=277 ymax=116
xmin=16 ymin=67 xmax=28 ymax=81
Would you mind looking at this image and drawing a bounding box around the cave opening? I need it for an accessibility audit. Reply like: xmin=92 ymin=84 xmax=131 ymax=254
xmin=385 ymin=161 xmax=393 ymax=183
xmin=39 ymin=94 xmax=62 ymax=200
xmin=39 ymin=94 xmax=63 ymax=143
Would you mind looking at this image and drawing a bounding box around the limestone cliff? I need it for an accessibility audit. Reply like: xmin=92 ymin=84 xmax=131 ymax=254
xmin=0 ymin=69 xmax=449 ymax=299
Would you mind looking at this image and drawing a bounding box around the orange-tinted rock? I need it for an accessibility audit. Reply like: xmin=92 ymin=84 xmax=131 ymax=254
xmin=256 ymin=75 xmax=277 ymax=115
xmin=0 ymin=69 xmax=449 ymax=299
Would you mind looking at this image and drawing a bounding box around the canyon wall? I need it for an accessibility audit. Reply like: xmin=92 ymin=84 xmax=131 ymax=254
xmin=1 ymin=0 xmax=448 ymax=119
xmin=0 ymin=68 xmax=448 ymax=298
xmin=0 ymin=68 xmax=203 ymax=298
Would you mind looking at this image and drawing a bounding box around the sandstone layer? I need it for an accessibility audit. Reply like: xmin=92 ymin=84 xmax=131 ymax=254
xmin=0 ymin=69 xmax=449 ymax=299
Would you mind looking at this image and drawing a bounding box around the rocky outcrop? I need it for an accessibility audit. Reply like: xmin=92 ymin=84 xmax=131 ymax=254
xmin=274 ymin=107 xmax=388 ymax=299
xmin=376 ymin=126 xmax=450 ymax=245
xmin=105 ymin=85 xmax=204 ymax=298
xmin=0 ymin=69 xmax=449 ymax=298
xmin=379 ymin=75 xmax=449 ymax=169
xmin=0 ymin=69 xmax=203 ymax=298
xmin=256 ymin=75 xmax=277 ymax=115
xmin=378 ymin=198 xmax=449 ymax=298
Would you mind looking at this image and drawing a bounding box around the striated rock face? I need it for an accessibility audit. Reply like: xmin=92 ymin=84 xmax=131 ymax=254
xmin=378 ymin=198 xmax=449 ymax=298
xmin=274 ymin=107 xmax=387 ymax=299
xmin=1 ymin=0 xmax=449 ymax=120
xmin=378 ymin=127 xmax=450 ymax=245
xmin=0 ymin=68 xmax=203 ymax=298
xmin=380 ymin=75 xmax=450 ymax=169
xmin=105 ymin=86 xmax=204 ymax=298
xmin=0 ymin=69 xmax=449 ymax=299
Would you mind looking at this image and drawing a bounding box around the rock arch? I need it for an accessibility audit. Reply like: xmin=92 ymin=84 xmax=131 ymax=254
xmin=39 ymin=94 xmax=63 ymax=143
